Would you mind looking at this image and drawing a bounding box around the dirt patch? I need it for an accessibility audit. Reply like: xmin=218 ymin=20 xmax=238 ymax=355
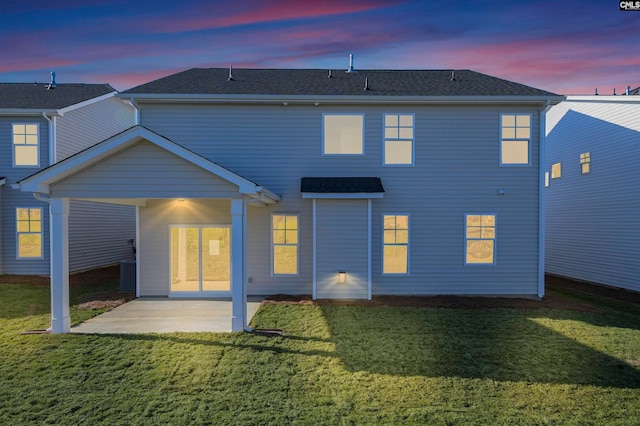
xmin=263 ymin=275 xmax=639 ymax=313
xmin=77 ymin=289 xmax=136 ymax=310
xmin=0 ymin=264 xmax=120 ymax=287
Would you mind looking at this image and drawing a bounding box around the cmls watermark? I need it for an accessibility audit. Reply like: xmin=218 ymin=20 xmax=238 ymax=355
xmin=620 ymin=1 xmax=640 ymax=10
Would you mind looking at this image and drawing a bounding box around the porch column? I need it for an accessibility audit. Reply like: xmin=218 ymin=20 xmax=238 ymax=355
xmin=231 ymin=198 xmax=246 ymax=332
xmin=49 ymin=198 xmax=70 ymax=334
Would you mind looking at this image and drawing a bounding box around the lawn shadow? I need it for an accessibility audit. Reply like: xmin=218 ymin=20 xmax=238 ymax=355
xmin=318 ymin=305 xmax=640 ymax=389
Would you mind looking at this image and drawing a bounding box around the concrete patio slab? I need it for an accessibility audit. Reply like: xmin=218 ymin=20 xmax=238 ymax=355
xmin=71 ymin=298 xmax=263 ymax=334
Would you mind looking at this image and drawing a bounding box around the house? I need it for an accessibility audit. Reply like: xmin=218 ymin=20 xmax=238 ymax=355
xmin=545 ymin=88 xmax=640 ymax=292
xmin=18 ymin=65 xmax=563 ymax=333
xmin=0 ymin=75 xmax=136 ymax=275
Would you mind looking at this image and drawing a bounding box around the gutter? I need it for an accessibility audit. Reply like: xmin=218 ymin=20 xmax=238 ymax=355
xmin=119 ymin=93 xmax=565 ymax=106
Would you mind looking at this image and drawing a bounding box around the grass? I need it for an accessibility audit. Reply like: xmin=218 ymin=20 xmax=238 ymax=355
xmin=0 ymin=280 xmax=639 ymax=425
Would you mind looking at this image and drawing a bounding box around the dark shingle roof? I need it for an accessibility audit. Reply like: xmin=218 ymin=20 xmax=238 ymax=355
xmin=0 ymin=83 xmax=115 ymax=109
xmin=629 ymin=86 xmax=640 ymax=95
xmin=123 ymin=68 xmax=559 ymax=97
xmin=301 ymin=177 xmax=384 ymax=194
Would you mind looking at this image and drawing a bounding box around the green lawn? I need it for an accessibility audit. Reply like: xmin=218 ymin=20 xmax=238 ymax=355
xmin=0 ymin=280 xmax=639 ymax=425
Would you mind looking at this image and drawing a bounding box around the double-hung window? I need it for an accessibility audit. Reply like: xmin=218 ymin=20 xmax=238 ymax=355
xmin=465 ymin=214 xmax=496 ymax=265
xmin=500 ymin=114 xmax=531 ymax=165
xmin=323 ymin=114 xmax=364 ymax=155
xmin=17 ymin=207 xmax=43 ymax=258
xmin=384 ymin=114 xmax=414 ymax=165
xmin=272 ymin=214 xmax=299 ymax=275
xmin=383 ymin=214 xmax=409 ymax=274
xmin=12 ymin=124 xmax=39 ymax=167
xmin=580 ymin=152 xmax=590 ymax=174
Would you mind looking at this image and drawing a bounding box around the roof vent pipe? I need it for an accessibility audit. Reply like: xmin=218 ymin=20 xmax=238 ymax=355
xmin=228 ymin=65 xmax=234 ymax=81
xmin=364 ymin=78 xmax=369 ymax=91
xmin=328 ymin=69 xmax=332 ymax=78
xmin=451 ymin=70 xmax=455 ymax=81
xmin=346 ymin=53 xmax=356 ymax=73
xmin=47 ymin=71 xmax=56 ymax=90
xmin=626 ymin=86 xmax=630 ymax=95
xmin=613 ymin=88 xmax=616 ymax=95
xmin=594 ymin=88 xmax=598 ymax=95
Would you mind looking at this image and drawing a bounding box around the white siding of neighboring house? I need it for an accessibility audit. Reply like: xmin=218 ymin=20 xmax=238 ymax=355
xmin=136 ymin=103 xmax=542 ymax=296
xmin=545 ymin=97 xmax=640 ymax=292
xmin=315 ymin=199 xmax=369 ymax=299
xmin=56 ymin=95 xmax=137 ymax=272
xmin=0 ymin=116 xmax=51 ymax=274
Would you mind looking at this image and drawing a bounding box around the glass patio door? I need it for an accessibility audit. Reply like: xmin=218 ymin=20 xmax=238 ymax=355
xmin=170 ymin=225 xmax=231 ymax=296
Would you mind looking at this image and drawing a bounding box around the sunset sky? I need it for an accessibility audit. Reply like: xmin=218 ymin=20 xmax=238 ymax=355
xmin=1 ymin=0 xmax=638 ymax=95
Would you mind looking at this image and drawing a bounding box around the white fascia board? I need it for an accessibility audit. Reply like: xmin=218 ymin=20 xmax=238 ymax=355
xmin=122 ymin=93 xmax=566 ymax=106
xmin=564 ymin=95 xmax=640 ymax=104
xmin=56 ymin=91 xmax=118 ymax=115
xmin=302 ymin=192 xmax=384 ymax=199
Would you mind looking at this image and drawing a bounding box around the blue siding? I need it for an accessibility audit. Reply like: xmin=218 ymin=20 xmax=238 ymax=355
xmin=138 ymin=103 xmax=543 ymax=296
xmin=545 ymin=99 xmax=640 ymax=291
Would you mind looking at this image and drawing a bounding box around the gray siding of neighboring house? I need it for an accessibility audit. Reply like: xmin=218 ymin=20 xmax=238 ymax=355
xmin=56 ymin=96 xmax=135 ymax=161
xmin=545 ymin=99 xmax=640 ymax=292
xmin=315 ymin=199 xmax=369 ymax=299
xmin=57 ymin=96 xmax=137 ymax=272
xmin=0 ymin=116 xmax=51 ymax=274
xmin=68 ymin=200 xmax=135 ymax=272
xmin=137 ymin=103 xmax=542 ymax=296
xmin=139 ymin=199 xmax=232 ymax=296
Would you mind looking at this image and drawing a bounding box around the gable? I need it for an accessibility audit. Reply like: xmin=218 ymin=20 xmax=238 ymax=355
xmin=51 ymin=140 xmax=241 ymax=199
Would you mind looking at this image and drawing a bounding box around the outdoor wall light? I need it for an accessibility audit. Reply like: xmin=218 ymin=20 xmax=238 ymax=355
xmin=337 ymin=271 xmax=347 ymax=284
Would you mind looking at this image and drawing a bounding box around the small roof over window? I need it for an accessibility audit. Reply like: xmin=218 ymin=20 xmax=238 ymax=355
xmin=301 ymin=177 xmax=384 ymax=199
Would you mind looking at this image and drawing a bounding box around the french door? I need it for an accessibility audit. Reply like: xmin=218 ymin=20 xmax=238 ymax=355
xmin=170 ymin=225 xmax=231 ymax=296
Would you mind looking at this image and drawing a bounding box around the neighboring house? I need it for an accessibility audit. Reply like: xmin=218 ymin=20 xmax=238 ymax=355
xmin=545 ymin=89 xmax=640 ymax=292
xmin=19 ymin=66 xmax=563 ymax=333
xmin=0 ymin=77 xmax=136 ymax=275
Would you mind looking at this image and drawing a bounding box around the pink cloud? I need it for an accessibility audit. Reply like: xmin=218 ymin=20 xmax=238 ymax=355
xmin=144 ymin=0 xmax=399 ymax=33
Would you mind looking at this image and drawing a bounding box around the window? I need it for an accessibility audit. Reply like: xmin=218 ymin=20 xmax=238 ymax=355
xmin=17 ymin=208 xmax=43 ymax=258
xmin=465 ymin=214 xmax=496 ymax=265
xmin=545 ymin=172 xmax=550 ymax=188
xmin=323 ymin=114 xmax=364 ymax=155
xmin=272 ymin=214 xmax=299 ymax=275
xmin=12 ymin=124 xmax=39 ymax=167
xmin=580 ymin=152 xmax=590 ymax=174
xmin=551 ymin=162 xmax=562 ymax=179
xmin=384 ymin=114 xmax=414 ymax=165
xmin=500 ymin=114 xmax=531 ymax=165
xmin=383 ymin=214 xmax=409 ymax=274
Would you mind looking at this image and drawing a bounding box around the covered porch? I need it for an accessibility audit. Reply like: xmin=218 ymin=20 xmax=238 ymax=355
xmin=19 ymin=126 xmax=280 ymax=334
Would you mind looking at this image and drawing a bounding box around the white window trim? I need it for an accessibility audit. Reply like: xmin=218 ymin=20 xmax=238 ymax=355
xmin=381 ymin=213 xmax=410 ymax=276
xmin=383 ymin=113 xmax=415 ymax=166
xmin=499 ymin=113 xmax=532 ymax=167
xmin=12 ymin=123 xmax=40 ymax=168
xmin=322 ymin=113 xmax=365 ymax=156
xmin=16 ymin=207 xmax=44 ymax=260
xmin=545 ymin=172 xmax=550 ymax=188
xmin=464 ymin=213 xmax=497 ymax=266
xmin=271 ymin=213 xmax=300 ymax=277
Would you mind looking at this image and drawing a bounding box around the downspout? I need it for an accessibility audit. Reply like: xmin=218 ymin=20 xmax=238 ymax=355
xmin=538 ymin=100 xmax=551 ymax=299
xmin=42 ymin=112 xmax=56 ymax=165
xmin=129 ymin=98 xmax=140 ymax=125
